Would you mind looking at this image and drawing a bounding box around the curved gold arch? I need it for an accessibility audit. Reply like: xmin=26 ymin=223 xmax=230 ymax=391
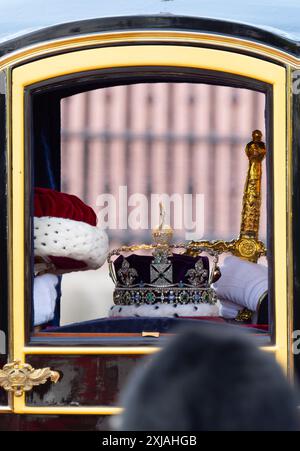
xmin=1 ymin=30 xmax=300 ymax=70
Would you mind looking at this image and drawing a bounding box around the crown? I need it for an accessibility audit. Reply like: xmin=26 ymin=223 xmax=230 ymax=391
xmin=107 ymin=204 xmax=220 ymax=318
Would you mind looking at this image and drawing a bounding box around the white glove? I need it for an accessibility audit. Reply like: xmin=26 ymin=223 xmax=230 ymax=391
xmin=219 ymin=300 xmax=241 ymax=319
xmin=33 ymin=274 xmax=59 ymax=326
xmin=213 ymin=256 xmax=268 ymax=318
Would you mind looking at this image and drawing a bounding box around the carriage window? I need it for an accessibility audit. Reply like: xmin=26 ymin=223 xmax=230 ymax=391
xmin=31 ymin=80 xmax=269 ymax=343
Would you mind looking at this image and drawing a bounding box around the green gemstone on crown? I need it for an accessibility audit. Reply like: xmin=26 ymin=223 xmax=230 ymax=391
xmin=146 ymin=292 xmax=155 ymax=303
xmin=203 ymin=291 xmax=210 ymax=302
xmin=124 ymin=292 xmax=132 ymax=304
xmin=179 ymin=291 xmax=189 ymax=304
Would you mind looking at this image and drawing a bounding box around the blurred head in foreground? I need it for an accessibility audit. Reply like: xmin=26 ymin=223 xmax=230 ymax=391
xmin=119 ymin=326 xmax=299 ymax=431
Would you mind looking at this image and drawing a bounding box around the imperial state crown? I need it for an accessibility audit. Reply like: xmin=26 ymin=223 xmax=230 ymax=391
xmin=107 ymin=204 xmax=220 ymax=318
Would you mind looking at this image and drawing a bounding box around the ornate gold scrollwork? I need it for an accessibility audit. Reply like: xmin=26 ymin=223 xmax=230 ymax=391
xmin=188 ymin=236 xmax=266 ymax=263
xmin=0 ymin=360 xmax=60 ymax=397
xmin=188 ymin=130 xmax=267 ymax=264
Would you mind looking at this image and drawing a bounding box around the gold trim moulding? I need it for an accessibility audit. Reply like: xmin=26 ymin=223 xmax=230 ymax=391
xmin=21 ymin=344 xmax=276 ymax=355
xmin=1 ymin=30 xmax=300 ymax=72
xmin=23 ymin=346 xmax=161 ymax=355
xmin=17 ymin=405 xmax=123 ymax=416
xmin=0 ymin=406 xmax=12 ymax=413
xmin=286 ymin=67 xmax=295 ymax=379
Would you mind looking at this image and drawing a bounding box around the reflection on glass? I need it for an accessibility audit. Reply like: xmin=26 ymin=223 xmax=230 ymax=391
xmin=32 ymin=82 xmax=268 ymax=336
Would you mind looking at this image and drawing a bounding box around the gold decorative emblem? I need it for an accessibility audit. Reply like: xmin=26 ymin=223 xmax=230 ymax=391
xmin=237 ymin=238 xmax=258 ymax=259
xmin=235 ymin=308 xmax=253 ymax=322
xmin=188 ymin=130 xmax=267 ymax=264
xmin=0 ymin=360 xmax=60 ymax=397
xmin=187 ymin=130 xmax=267 ymax=322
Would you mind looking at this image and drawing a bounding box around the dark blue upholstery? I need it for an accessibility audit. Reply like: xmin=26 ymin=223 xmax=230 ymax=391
xmin=33 ymin=93 xmax=61 ymax=327
xmin=46 ymin=316 xmax=267 ymax=334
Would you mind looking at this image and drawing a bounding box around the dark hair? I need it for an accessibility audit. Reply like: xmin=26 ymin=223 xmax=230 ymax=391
xmin=119 ymin=325 xmax=299 ymax=431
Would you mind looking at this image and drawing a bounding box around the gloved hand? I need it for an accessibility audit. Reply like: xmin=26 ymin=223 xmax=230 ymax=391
xmin=218 ymin=299 xmax=241 ymax=319
xmin=213 ymin=256 xmax=268 ymax=319
xmin=34 ymin=273 xmax=59 ymax=326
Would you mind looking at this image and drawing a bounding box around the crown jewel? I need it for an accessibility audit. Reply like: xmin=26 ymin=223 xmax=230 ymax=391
xmin=108 ymin=204 xmax=219 ymax=315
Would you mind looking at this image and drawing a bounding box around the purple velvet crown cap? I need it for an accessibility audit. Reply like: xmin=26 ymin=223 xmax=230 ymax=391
xmin=114 ymin=253 xmax=209 ymax=286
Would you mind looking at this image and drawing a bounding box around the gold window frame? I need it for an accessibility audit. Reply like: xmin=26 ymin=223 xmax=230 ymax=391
xmin=7 ymin=40 xmax=287 ymax=414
